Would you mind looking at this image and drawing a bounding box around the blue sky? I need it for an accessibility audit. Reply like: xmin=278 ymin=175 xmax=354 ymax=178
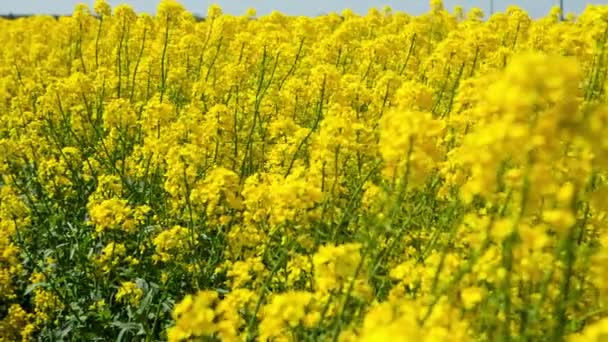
xmin=1 ymin=0 xmax=607 ymax=17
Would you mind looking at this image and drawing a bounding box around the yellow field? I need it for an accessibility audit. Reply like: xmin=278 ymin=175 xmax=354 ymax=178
xmin=1 ymin=0 xmax=608 ymax=340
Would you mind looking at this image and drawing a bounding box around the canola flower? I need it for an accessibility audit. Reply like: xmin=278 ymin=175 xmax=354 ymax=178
xmin=1 ymin=0 xmax=608 ymax=340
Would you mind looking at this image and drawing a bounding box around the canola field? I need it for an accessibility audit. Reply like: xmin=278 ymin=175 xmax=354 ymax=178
xmin=1 ymin=0 xmax=608 ymax=340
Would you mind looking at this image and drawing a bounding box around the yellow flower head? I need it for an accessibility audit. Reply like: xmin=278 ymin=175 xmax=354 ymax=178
xmin=116 ymin=281 xmax=144 ymax=307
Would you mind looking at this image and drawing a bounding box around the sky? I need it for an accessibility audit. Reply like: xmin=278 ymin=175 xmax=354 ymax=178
xmin=1 ymin=0 xmax=607 ymax=18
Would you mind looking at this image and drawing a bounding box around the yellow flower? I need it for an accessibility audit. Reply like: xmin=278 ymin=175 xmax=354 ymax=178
xmin=246 ymin=8 xmax=257 ymax=17
xmin=0 ymin=304 xmax=35 ymax=341
xmin=461 ymin=286 xmax=484 ymax=310
xmin=88 ymin=198 xmax=132 ymax=233
xmin=89 ymin=299 xmax=107 ymax=311
xmin=568 ymin=317 xmax=608 ymax=342
xmin=542 ymin=209 xmax=576 ymax=234
xmin=207 ymin=4 xmax=223 ymax=20
xmin=259 ymin=291 xmax=317 ymax=341
xmin=313 ymin=243 xmax=371 ymax=299
xmin=226 ymin=256 xmax=267 ymax=288
xmin=116 ymin=281 xmax=144 ymax=307
xmin=152 ymin=225 xmax=192 ymax=263
xmin=93 ymin=0 xmax=111 ymax=17
xmin=96 ymin=242 xmax=127 ymax=272
xmin=168 ymin=291 xmax=219 ymax=341
xmin=157 ymin=0 xmax=185 ymax=20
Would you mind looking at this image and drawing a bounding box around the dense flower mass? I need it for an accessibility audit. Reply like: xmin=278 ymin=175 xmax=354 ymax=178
xmin=1 ymin=0 xmax=608 ymax=340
